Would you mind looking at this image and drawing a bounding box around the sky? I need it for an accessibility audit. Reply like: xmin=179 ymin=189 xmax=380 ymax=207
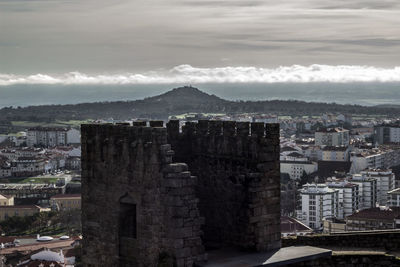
xmin=0 ymin=0 xmax=399 ymax=83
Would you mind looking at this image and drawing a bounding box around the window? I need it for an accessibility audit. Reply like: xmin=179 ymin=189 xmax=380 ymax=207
xmin=119 ymin=195 xmax=137 ymax=239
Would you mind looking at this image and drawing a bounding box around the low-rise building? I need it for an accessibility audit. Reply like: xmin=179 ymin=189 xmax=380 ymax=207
xmin=0 ymin=205 xmax=41 ymax=221
xmin=0 ymin=194 xmax=14 ymax=206
xmin=280 ymin=161 xmax=318 ymax=180
xmin=346 ymin=206 xmax=400 ymax=231
xmin=10 ymin=156 xmax=46 ymax=177
xmin=323 ymin=218 xmax=347 ymax=234
xmin=65 ymin=156 xmax=81 ymax=170
xmin=50 ymin=194 xmax=81 ymax=211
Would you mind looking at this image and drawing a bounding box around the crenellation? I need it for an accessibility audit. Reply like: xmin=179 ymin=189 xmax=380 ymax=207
xmin=209 ymin=120 xmax=223 ymax=135
xmin=150 ymin=120 xmax=164 ymax=127
xmin=222 ymin=121 xmax=236 ymax=136
xmin=251 ymin=122 xmax=265 ymax=137
xmin=197 ymin=120 xmax=209 ymax=135
xmin=82 ymin=120 xmax=280 ymax=266
xmin=132 ymin=121 xmax=147 ymax=127
xmin=236 ymin=121 xmax=250 ymax=136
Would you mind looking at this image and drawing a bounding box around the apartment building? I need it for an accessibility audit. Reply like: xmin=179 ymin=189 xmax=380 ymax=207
xmin=349 ymin=174 xmax=377 ymax=210
xmin=298 ymin=184 xmax=339 ymax=229
xmin=326 ymin=180 xmax=359 ymax=219
xmin=388 ymin=188 xmax=400 ymax=207
xmin=322 ymin=146 xmax=350 ymax=162
xmin=315 ymin=128 xmax=350 ymax=146
xmin=360 ymin=169 xmax=395 ymax=205
xmin=27 ymin=127 xmax=81 ymax=147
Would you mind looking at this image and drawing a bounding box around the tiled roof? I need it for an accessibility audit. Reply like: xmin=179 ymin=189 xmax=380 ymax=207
xmin=281 ymin=216 xmax=312 ymax=233
xmin=347 ymin=207 xmax=400 ymax=221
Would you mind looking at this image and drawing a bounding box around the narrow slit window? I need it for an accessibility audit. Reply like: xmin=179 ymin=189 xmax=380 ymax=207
xmin=119 ymin=203 xmax=137 ymax=238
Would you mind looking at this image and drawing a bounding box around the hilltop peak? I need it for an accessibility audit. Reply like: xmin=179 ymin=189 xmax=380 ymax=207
xmin=165 ymin=86 xmax=212 ymax=97
xmin=147 ymin=86 xmax=224 ymax=104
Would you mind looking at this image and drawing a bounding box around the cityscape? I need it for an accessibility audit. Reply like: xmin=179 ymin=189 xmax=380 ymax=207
xmin=2 ymin=0 xmax=400 ymax=266
xmin=0 ymin=86 xmax=399 ymax=265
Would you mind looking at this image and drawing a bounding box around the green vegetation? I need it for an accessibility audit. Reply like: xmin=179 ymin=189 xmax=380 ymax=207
xmin=11 ymin=119 xmax=90 ymax=128
xmin=0 ymin=177 xmax=61 ymax=184
xmin=0 ymin=210 xmax=81 ymax=236
xmin=1 ymin=87 xmax=400 ymax=124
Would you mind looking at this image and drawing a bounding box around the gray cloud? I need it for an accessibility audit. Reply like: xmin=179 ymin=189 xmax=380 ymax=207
xmin=0 ymin=0 xmax=399 ymax=73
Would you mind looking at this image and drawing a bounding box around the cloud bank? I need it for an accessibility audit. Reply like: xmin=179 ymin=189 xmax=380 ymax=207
xmin=1 ymin=65 xmax=400 ymax=86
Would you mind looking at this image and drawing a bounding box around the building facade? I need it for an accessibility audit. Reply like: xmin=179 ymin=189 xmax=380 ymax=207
xmin=315 ymin=128 xmax=350 ymax=147
xmin=298 ymin=184 xmax=339 ymax=229
xmin=360 ymin=169 xmax=395 ymax=205
xmin=50 ymin=194 xmax=81 ymax=211
xmin=326 ymin=181 xmax=359 ymax=219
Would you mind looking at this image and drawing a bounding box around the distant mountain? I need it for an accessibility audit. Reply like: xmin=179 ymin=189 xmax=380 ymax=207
xmin=374 ymin=104 xmax=400 ymax=108
xmin=1 ymin=86 xmax=400 ymax=123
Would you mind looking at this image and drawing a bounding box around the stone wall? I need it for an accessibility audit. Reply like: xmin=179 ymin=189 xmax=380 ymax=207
xmin=167 ymin=120 xmax=281 ymax=251
xmin=81 ymin=124 xmax=205 ymax=266
xmin=81 ymin=120 xmax=281 ymax=266
xmin=282 ymin=231 xmax=400 ymax=251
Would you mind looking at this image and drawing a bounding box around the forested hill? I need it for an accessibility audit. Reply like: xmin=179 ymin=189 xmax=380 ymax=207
xmin=1 ymin=86 xmax=400 ymax=121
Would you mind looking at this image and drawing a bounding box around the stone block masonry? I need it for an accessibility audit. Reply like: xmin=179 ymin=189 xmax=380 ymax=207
xmin=81 ymin=120 xmax=280 ymax=267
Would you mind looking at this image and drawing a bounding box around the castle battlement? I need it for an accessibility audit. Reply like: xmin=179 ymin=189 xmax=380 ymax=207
xmin=81 ymin=120 xmax=281 ymax=267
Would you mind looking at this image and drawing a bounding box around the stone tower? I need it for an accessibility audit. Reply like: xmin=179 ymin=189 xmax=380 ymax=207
xmin=81 ymin=120 xmax=280 ymax=266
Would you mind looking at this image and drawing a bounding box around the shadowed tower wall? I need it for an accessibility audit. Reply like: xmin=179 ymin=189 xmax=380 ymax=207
xmin=81 ymin=124 xmax=205 ymax=267
xmin=81 ymin=120 xmax=280 ymax=267
xmin=167 ymin=120 xmax=281 ymax=251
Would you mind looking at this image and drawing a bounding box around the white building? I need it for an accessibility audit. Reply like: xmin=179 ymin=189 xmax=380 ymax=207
xmin=326 ymin=180 xmax=359 ymax=219
xmin=350 ymin=149 xmax=385 ymax=174
xmin=27 ymin=127 xmax=69 ymax=147
xmin=360 ymin=169 xmax=395 ymax=205
xmin=301 ymin=145 xmax=323 ymax=161
xmin=67 ymin=128 xmax=81 ymax=144
xmin=374 ymin=124 xmax=400 ymax=144
xmin=349 ymin=174 xmax=377 ymax=210
xmin=298 ymin=184 xmax=339 ymax=229
xmin=280 ymin=161 xmax=318 ymax=180
xmin=10 ymin=157 xmax=46 ymax=177
xmin=315 ymin=128 xmax=350 ymax=147
xmin=388 ymin=188 xmax=400 ymax=207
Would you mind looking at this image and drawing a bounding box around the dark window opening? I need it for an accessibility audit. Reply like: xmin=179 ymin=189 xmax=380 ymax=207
xmin=119 ymin=202 xmax=137 ymax=239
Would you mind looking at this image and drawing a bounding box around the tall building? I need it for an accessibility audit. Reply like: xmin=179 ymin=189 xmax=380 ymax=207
xmin=360 ymin=169 xmax=395 ymax=205
xmin=298 ymin=184 xmax=339 ymax=229
xmin=27 ymin=127 xmax=81 ymax=147
xmin=349 ymin=174 xmax=377 ymax=210
xmin=315 ymin=128 xmax=350 ymax=146
xmin=81 ymin=120 xmax=281 ymax=266
xmin=388 ymin=188 xmax=400 ymax=207
xmin=374 ymin=123 xmax=400 ymax=144
xmin=326 ymin=180 xmax=359 ymax=219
